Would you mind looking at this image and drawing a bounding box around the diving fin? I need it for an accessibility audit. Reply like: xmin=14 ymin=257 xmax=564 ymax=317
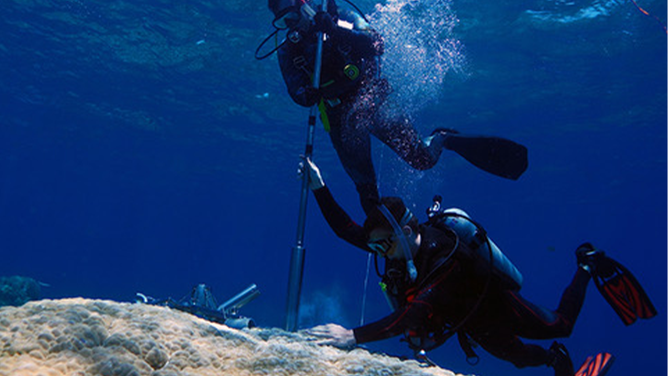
xmin=574 ymin=352 xmax=615 ymax=376
xmin=442 ymin=131 xmax=528 ymax=180
xmin=589 ymin=252 xmax=658 ymax=326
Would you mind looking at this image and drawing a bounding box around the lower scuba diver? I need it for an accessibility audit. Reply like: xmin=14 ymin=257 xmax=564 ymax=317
xmin=259 ymin=0 xmax=529 ymax=214
xmin=301 ymin=158 xmax=656 ymax=376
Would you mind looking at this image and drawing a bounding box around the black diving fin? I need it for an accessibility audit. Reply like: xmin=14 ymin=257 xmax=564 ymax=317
xmin=588 ymin=251 xmax=658 ymax=326
xmin=442 ymin=130 xmax=528 ymax=180
xmin=574 ymin=352 xmax=615 ymax=376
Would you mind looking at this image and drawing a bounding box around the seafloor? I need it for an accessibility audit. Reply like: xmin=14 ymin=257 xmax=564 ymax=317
xmin=0 ymin=298 xmax=464 ymax=376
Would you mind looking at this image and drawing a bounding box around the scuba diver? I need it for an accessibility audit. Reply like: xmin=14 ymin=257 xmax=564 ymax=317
xmin=301 ymin=158 xmax=656 ymax=376
xmin=259 ymin=0 xmax=529 ymax=214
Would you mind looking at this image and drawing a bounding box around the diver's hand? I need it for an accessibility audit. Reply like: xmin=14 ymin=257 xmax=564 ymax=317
xmin=304 ymin=158 xmax=325 ymax=190
xmin=306 ymin=323 xmax=356 ymax=349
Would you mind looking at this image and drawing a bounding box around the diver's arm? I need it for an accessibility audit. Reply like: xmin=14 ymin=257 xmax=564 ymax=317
xmin=353 ymin=265 xmax=458 ymax=344
xmin=306 ymin=297 xmax=434 ymax=348
xmin=353 ymin=299 xmax=433 ymax=344
xmin=306 ymin=159 xmax=369 ymax=250
xmin=313 ymin=186 xmax=369 ymax=249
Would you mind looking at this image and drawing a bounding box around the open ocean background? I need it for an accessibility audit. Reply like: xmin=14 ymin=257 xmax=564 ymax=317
xmin=1 ymin=0 xmax=665 ymax=375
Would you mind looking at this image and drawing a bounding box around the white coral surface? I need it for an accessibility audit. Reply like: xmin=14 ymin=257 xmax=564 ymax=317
xmin=0 ymin=298 xmax=463 ymax=376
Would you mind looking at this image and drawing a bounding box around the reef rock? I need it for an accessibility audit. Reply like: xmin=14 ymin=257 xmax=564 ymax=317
xmin=0 ymin=298 xmax=464 ymax=376
xmin=0 ymin=276 xmax=41 ymax=308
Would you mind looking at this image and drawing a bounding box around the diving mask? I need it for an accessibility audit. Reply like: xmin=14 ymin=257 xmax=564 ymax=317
xmin=367 ymin=235 xmax=395 ymax=257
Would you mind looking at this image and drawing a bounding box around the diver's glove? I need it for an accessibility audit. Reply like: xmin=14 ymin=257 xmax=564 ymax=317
xmin=305 ymin=158 xmax=325 ymax=190
xmin=306 ymin=323 xmax=356 ymax=349
xmin=313 ymin=11 xmax=336 ymax=35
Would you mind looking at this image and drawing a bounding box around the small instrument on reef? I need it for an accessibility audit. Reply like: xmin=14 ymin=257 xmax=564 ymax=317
xmin=136 ymin=283 xmax=260 ymax=329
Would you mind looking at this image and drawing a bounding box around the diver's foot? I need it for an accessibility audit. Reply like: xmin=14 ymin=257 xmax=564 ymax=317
xmin=548 ymin=341 xmax=574 ymax=376
xmin=428 ymin=128 xmax=459 ymax=150
xmin=431 ymin=127 xmax=460 ymax=136
xmin=576 ymin=243 xmax=605 ymax=275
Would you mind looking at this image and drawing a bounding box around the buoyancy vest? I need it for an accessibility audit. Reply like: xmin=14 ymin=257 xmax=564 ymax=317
xmin=291 ymin=10 xmax=380 ymax=103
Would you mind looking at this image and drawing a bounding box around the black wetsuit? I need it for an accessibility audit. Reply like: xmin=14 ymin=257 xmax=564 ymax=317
xmin=313 ymin=186 xmax=592 ymax=369
xmin=277 ymin=10 xmax=446 ymax=213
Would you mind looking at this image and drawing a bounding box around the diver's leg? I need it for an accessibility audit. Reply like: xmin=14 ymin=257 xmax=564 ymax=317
xmin=475 ymin=332 xmax=551 ymax=368
xmin=554 ymin=267 xmax=591 ymax=327
xmin=475 ymin=333 xmax=574 ymax=375
xmin=328 ymin=111 xmax=379 ymax=214
xmin=371 ymin=110 xmax=444 ymax=170
xmin=504 ymin=267 xmax=591 ymax=339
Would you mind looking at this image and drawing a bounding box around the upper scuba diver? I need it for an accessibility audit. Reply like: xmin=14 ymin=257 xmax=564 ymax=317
xmin=258 ymin=0 xmax=529 ymax=214
xmin=301 ymin=158 xmax=656 ymax=376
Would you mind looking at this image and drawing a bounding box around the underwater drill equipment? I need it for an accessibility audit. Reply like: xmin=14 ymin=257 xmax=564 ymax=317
xmin=137 ymin=283 xmax=260 ymax=329
xmin=285 ymin=0 xmax=327 ymax=333
xmin=218 ymin=283 xmax=261 ymax=315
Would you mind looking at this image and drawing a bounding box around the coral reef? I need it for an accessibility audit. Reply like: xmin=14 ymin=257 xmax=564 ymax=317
xmin=0 ymin=276 xmax=41 ymax=307
xmin=0 ymin=298 xmax=464 ymax=376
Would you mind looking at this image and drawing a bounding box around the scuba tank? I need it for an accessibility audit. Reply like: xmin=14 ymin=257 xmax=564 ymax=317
xmin=427 ymin=196 xmax=523 ymax=291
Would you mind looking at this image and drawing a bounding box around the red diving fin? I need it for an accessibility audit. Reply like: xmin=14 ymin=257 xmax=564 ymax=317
xmin=574 ymin=352 xmax=615 ymax=376
xmin=592 ymin=254 xmax=658 ymax=325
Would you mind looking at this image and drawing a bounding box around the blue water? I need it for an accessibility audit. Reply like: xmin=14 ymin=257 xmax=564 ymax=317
xmin=1 ymin=0 xmax=665 ymax=375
